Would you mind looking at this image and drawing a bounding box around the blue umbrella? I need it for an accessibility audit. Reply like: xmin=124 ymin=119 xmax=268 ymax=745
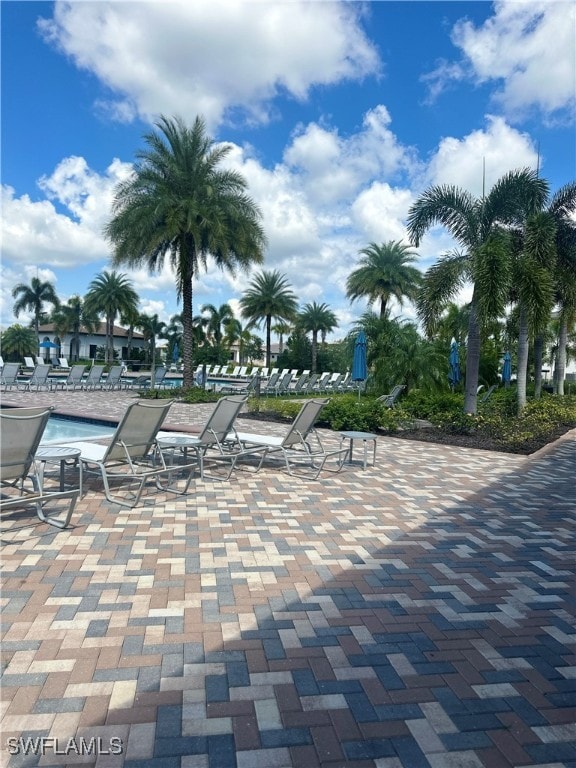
xmin=351 ymin=330 xmax=367 ymax=398
xmin=39 ymin=340 xmax=58 ymax=348
xmin=172 ymin=343 xmax=180 ymax=363
xmin=448 ymin=338 xmax=461 ymax=390
xmin=502 ymin=351 xmax=512 ymax=387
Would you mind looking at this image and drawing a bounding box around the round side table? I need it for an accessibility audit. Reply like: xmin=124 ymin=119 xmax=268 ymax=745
xmin=36 ymin=446 xmax=82 ymax=496
xmin=339 ymin=431 xmax=378 ymax=470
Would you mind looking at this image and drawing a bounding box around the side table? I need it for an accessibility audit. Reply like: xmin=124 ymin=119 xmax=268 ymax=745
xmin=36 ymin=446 xmax=82 ymax=496
xmin=339 ymin=431 xmax=378 ymax=470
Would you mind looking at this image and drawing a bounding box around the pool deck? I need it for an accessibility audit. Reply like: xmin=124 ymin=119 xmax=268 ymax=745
xmin=1 ymin=389 xmax=575 ymax=768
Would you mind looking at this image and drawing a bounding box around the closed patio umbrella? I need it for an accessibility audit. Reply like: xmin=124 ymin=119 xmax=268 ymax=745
xmin=351 ymin=330 xmax=367 ymax=399
xmin=448 ymin=338 xmax=461 ymax=390
xmin=502 ymin=351 xmax=512 ymax=387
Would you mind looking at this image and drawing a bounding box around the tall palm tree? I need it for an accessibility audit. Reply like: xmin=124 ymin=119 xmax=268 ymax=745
xmin=546 ymin=183 xmax=576 ymax=396
xmin=138 ymin=313 xmax=167 ymax=384
xmin=84 ymin=270 xmax=139 ymax=363
xmin=105 ymin=114 xmax=267 ymax=388
xmin=51 ymin=295 xmax=99 ymax=362
xmin=120 ymin=304 xmax=141 ymax=367
xmin=12 ymin=276 xmax=60 ymax=343
xmin=239 ymin=270 xmax=298 ymax=368
xmin=298 ymin=301 xmax=338 ymax=373
xmin=201 ymin=303 xmax=235 ymax=356
xmin=346 ymin=241 xmax=422 ymax=320
xmin=407 ymin=168 xmax=548 ymax=414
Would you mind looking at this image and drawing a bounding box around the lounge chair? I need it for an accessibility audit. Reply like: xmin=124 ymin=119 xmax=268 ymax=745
xmin=377 ymin=384 xmax=405 ymax=408
xmin=0 ymin=406 xmax=78 ymax=528
xmin=58 ymin=357 xmax=70 ymax=369
xmin=273 ymin=371 xmax=294 ymax=396
xmin=260 ymin=370 xmax=280 ymax=394
xmin=81 ymin=364 xmax=105 ymax=390
xmin=220 ymin=374 xmax=257 ymax=395
xmin=303 ymin=373 xmax=320 ymax=393
xmin=479 ymin=384 xmax=497 ymax=404
xmin=0 ymin=362 xmax=21 ymax=390
xmin=17 ymin=364 xmax=52 ymax=391
xmin=103 ymin=365 xmax=125 ymax=390
xmin=313 ymin=372 xmax=332 ymax=393
xmin=287 ymin=373 xmax=310 ymax=395
xmin=325 ymin=373 xmax=344 ymax=392
xmin=52 ymin=364 xmax=86 ymax=390
xmin=23 ymin=357 xmax=36 ymax=369
xmin=55 ymin=399 xmax=193 ymax=508
xmin=157 ymin=395 xmax=257 ymax=480
xmin=227 ymin=398 xmax=348 ymax=479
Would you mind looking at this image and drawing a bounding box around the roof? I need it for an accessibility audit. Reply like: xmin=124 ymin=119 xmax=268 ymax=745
xmin=38 ymin=323 xmax=145 ymax=339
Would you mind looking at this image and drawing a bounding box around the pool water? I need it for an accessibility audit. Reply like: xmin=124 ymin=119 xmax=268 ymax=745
xmin=40 ymin=416 xmax=117 ymax=445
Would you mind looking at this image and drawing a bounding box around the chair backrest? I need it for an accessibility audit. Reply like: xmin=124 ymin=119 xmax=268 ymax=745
xmin=378 ymin=384 xmax=405 ymax=406
xmin=67 ymin=365 xmax=87 ymax=383
xmin=106 ymin=365 xmax=123 ymax=384
xmin=197 ymin=395 xmax=247 ymax=447
xmin=316 ymin=372 xmax=331 ymax=387
xmin=30 ymin=364 xmax=52 ymax=382
xmin=281 ymin=398 xmax=329 ymax=448
xmin=103 ymin=400 xmax=174 ymax=463
xmin=263 ymin=371 xmax=280 ymax=390
xmin=24 ymin=357 xmax=35 ymax=368
xmin=1 ymin=362 xmax=20 ymax=384
xmin=151 ymin=367 xmax=167 ymax=386
xmin=292 ymin=373 xmax=309 ymax=391
xmin=59 ymin=358 xmax=69 ymax=368
xmin=276 ymin=371 xmax=294 ymax=391
xmin=84 ymin=364 xmax=105 ymax=383
xmin=305 ymin=373 xmax=319 ymax=392
xmin=480 ymin=384 xmax=497 ymax=403
xmin=0 ymin=407 xmax=53 ymax=483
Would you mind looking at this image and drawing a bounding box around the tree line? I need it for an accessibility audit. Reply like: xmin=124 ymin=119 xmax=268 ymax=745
xmin=3 ymin=114 xmax=575 ymax=414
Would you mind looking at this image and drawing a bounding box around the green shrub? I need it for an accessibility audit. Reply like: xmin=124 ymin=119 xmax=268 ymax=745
xmin=401 ymin=389 xmax=464 ymax=420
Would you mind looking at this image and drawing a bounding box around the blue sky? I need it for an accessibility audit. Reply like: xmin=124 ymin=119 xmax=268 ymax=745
xmin=2 ymin=1 xmax=575 ymax=339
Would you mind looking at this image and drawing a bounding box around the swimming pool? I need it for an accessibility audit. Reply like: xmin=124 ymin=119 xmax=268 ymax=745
xmin=40 ymin=415 xmax=117 ymax=445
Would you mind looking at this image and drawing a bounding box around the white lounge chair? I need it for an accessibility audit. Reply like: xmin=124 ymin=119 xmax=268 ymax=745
xmin=103 ymin=365 xmax=125 ymax=390
xmin=0 ymin=406 xmax=78 ymax=528
xmin=227 ymin=398 xmax=348 ymax=479
xmin=23 ymin=357 xmax=35 ymax=369
xmin=55 ymin=399 xmax=192 ymax=508
xmin=58 ymin=357 xmax=70 ymax=369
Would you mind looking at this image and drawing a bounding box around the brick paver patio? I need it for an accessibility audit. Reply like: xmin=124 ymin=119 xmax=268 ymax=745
xmin=1 ymin=389 xmax=574 ymax=768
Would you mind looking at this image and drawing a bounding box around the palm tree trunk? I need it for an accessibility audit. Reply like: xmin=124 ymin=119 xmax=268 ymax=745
xmin=150 ymin=339 xmax=156 ymax=387
xmin=266 ymin=315 xmax=271 ymax=368
xmin=182 ymin=276 xmax=194 ymax=389
xmin=557 ymin=318 xmax=567 ymax=396
xmin=517 ymin=305 xmax=529 ymax=413
xmin=533 ymin=333 xmax=544 ymax=399
xmin=311 ymin=331 xmax=318 ymax=373
xmin=464 ymin=297 xmax=481 ymax=414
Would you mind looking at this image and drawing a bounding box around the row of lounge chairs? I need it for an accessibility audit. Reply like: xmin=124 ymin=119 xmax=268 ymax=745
xmin=0 ymin=362 xmax=132 ymax=392
xmin=0 ymin=397 xmax=350 ymax=527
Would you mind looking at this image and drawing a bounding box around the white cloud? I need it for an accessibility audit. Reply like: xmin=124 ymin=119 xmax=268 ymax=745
xmin=39 ymin=1 xmax=380 ymax=129
xmin=424 ymin=115 xmax=538 ymax=197
xmin=425 ymin=0 xmax=576 ymax=121
xmin=351 ymin=182 xmax=414 ymax=244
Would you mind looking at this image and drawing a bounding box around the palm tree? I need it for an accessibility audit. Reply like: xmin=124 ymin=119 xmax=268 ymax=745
xmin=0 ymin=324 xmax=38 ymax=360
xmin=547 ymin=183 xmax=576 ymax=396
xmin=346 ymin=241 xmax=422 ymax=320
xmin=12 ymin=276 xmax=60 ymax=343
xmin=138 ymin=313 xmax=167 ymax=384
xmin=407 ymin=168 xmax=548 ymax=414
xmin=105 ymin=114 xmax=267 ymax=388
xmin=298 ymin=302 xmax=338 ymax=373
xmin=120 ymin=304 xmax=141 ymax=367
xmin=239 ymin=270 xmax=298 ymax=368
xmin=51 ymin=296 xmax=99 ymax=362
xmin=201 ymin=303 xmax=235 ymax=356
xmin=84 ymin=270 xmax=139 ymax=363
